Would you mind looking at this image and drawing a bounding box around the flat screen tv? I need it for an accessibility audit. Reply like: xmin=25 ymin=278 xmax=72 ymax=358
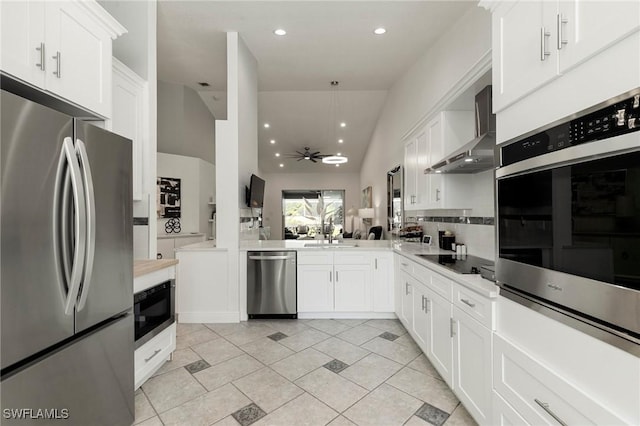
xmin=246 ymin=174 xmax=265 ymax=208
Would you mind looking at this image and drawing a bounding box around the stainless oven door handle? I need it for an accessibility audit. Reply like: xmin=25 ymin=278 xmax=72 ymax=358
xmin=248 ymin=256 xmax=291 ymax=260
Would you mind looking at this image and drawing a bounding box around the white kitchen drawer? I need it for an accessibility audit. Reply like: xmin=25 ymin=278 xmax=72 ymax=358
xmin=397 ymin=256 xmax=414 ymax=276
xmin=493 ymin=334 xmax=626 ymax=426
xmin=297 ymin=251 xmax=333 ymax=265
xmin=135 ymin=322 xmax=176 ymax=389
xmin=426 ymin=269 xmax=453 ymax=301
xmin=493 ymin=390 xmax=529 ymax=426
xmin=333 ymin=251 xmax=371 ymax=265
xmin=453 ymin=283 xmax=493 ymax=329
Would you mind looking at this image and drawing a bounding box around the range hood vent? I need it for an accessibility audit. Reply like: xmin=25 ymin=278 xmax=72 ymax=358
xmin=426 ymin=85 xmax=496 ymax=174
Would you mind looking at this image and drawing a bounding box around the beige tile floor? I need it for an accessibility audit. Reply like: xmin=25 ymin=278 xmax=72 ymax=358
xmin=135 ymin=319 xmax=478 ymax=426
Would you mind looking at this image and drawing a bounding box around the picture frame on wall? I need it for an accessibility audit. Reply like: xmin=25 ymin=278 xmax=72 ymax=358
xmin=157 ymin=177 xmax=181 ymax=218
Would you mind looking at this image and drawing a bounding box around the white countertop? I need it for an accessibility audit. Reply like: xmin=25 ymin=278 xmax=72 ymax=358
xmin=158 ymin=233 xmax=205 ymax=239
xmin=175 ymin=240 xmax=227 ymax=251
xmin=240 ymin=239 xmax=401 ymax=251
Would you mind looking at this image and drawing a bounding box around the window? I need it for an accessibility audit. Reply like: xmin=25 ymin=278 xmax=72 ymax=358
xmin=282 ymin=190 xmax=344 ymax=239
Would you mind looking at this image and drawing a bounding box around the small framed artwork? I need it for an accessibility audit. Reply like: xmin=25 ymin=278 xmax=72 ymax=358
xmin=157 ymin=177 xmax=181 ymax=218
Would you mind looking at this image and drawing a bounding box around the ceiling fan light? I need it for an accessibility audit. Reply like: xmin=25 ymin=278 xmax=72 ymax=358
xmin=322 ymin=155 xmax=348 ymax=164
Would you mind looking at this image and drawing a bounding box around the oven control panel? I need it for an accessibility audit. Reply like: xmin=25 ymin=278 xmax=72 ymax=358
xmin=502 ymin=90 xmax=640 ymax=167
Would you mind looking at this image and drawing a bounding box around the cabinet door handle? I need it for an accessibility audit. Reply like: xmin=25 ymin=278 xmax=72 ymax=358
xmin=425 ymin=298 xmax=430 ymax=314
xmin=557 ymin=14 xmax=568 ymax=50
xmin=405 ymin=282 xmax=410 ymax=295
xmin=450 ymin=318 xmax=456 ymax=337
xmin=144 ymin=349 xmax=162 ymax=363
xmin=329 ymin=271 xmax=332 ymax=282
xmin=52 ymin=51 xmax=61 ymax=78
xmin=336 ymin=271 xmax=339 ymax=281
xmin=435 ymin=189 xmax=441 ymax=202
xmin=421 ymin=295 xmax=425 ymax=311
xmin=534 ymin=399 xmax=568 ymax=426
xmin=36 ymin=43 xmax=45 ymax=70
xmin=401 ymin=263 xmax=408 ymax=267
xmin=540 ymin=27 xmax=551 ymax=61
xmin=375 ymin=258 xmax=378 ymax=270
xmin=460 ymin=298 xmax=475 ymax=308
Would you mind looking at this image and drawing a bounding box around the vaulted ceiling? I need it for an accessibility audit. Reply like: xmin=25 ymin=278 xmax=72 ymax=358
xmin=157 ymin=1 xmax=476 ymax=173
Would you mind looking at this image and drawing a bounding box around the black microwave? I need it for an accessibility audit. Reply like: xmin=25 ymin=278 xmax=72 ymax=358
xmin=134 ymin=280 xmax=175 ymax=349
xmin=496 ymin=89 xmax=640 ymax=356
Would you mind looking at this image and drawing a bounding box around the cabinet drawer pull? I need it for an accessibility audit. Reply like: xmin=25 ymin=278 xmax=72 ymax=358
xmin=534 ymin=399 xmax=568 ymax=426
xmin=144 ymin=349 xmax=162 ymax=363
xmin=460 ymin=298 xmax=476 ymax=308
xmin=557 ymin=14 xmax=568 ymax=50
xmin=52 ymin=51 xmax=61 ymax=78
xmin=540 ymin=27 xmax=551 ymax=61
xmin=36 ymin=43 xmax=45 ymax=70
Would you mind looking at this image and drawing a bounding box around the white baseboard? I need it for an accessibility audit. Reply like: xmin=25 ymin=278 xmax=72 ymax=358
xmin=297 ymin=312 xmax=397 ymax=320
xmin=178 ymin=311 xmax=240 ymax=323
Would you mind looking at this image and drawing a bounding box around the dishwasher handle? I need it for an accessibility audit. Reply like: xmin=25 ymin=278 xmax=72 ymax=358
xmin=248 ymin=255 xmax=293 ymax=261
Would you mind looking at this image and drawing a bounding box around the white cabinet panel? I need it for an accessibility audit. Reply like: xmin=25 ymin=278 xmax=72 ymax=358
xmin=404 ymin=139 xmax=418 ymax=209
xmin=334 ymin=264 xmax=371 ymax=312
xmin=493 ymin=334 xmax=627 ymax=426
xmin=427 ymin=288 xmax=453 ymax=387
xmin=558 ymin=1 xmax=640 ymax=74
xmin=493 ymin=391 xmax=528 ymax=426
xmin=453 ymin=307 xmax=492 ymax=424
xmin=492 ymin=0 xmax=558 ymax=112
xmin=112 ymin=59 xmax=146 ymax=201
xmin=412 ymin=280 xmax=429 ymax=349
xmin=0 ymin=1 xmax=45 ymax=87
xmin=372 ymin=253 xmax=394 ymax=312
xmin=297 ymin=264 xmax=334 ymax=312
xmin=399 ymin=270 xmax=414 ymax=328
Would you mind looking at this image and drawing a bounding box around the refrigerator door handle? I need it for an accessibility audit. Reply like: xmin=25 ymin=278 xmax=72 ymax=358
xmin=58 ymin=138 xmax=87 ymax=315
xmin=75 ymin=139 xmax=95 ymax=312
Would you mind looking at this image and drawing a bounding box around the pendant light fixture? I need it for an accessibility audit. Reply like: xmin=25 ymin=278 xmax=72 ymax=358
xmin=322 ymin=81 xmax=348 ymax=165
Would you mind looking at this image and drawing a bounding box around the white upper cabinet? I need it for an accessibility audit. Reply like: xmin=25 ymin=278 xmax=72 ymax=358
xmin=404 ymin=139 xmax=418 ymax=209
xmin=491 ymin=0 xmax=640 ymax=113
xmin=1 ymin=1 xmax=45 ymax=88
xmin=492 ymin=0 xmax=558 ymax=112
xmin=558 ymin=1 xmax=640 ymax=74
xmin=112 ymin=59 xmax=147 ymax=201
xmin=1 ymin=0 xmax=126 ymax=118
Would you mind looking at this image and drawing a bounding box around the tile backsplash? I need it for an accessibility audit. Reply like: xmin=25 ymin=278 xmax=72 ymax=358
xmin=419 ymin=220 xmax=495 ymax=261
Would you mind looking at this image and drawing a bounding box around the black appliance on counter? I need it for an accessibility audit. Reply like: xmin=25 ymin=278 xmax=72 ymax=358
xmin=416 ymin=254 xmax=493 ymax=275
xmin=134 ymin=280 xmax=176 ymax=349
xmin=496 ymin=88 xmax=640 ymax=356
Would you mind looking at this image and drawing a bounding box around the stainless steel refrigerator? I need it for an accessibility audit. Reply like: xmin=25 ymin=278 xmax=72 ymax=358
xmin=1 ymin=90 xmax=134 ymax=425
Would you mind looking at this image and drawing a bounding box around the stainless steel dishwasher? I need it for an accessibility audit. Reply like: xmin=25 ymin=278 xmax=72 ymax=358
xmin=247 ymin=251 xmax=297 ymax=319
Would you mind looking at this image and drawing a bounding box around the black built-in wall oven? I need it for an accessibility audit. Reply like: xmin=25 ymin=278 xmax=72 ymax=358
xmin=134 ymin=280 xmax=175 ymax=349
xmin=496 ymin=89 xmax=640 ymax=355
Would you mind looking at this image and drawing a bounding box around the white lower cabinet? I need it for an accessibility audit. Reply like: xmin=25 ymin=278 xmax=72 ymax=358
xmin=298 ymin=251 xmax=392 ymax=315
xmin=492 ymin=390 xmax=528 ymax=426
xmin=135 ymin=323 xmax=176 ymax=390
xmin=453 ymin=306 xmax=492 ymax=424
xmin=298 ymin=264 xmax=334 ymax=312
xmin=394 ymin=254 xmax=496 ymax=425
xmin=493 ymin=333 xmax=627 ymax=425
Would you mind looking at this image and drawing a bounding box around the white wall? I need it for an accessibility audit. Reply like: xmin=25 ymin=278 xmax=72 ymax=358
xmin=157 ymin=153 xmax=215 ymax=236
xmin=157 ymin=80 xmax=216 ymax=164
xmin=100 ymin=0 xmax=157 ymax=258
xmin=261 ymin=172 xmax=362 ymax=239
xmin=360 ymin=6 xmax=492 ymax=232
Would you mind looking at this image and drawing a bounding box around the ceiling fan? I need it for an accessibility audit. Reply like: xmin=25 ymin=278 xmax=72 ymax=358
xmin=283 ymin=147 xmax=330 ymax=163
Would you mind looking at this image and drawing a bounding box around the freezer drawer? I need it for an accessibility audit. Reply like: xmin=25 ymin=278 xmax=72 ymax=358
xmin=1 ymin=314 xmax=134 ymax=426
xmin=247 ymin=251 xmax=297 ymax=317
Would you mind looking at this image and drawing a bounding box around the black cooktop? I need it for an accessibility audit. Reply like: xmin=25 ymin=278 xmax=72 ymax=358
xmin=416 ymin=254 xmax=494 ymax=275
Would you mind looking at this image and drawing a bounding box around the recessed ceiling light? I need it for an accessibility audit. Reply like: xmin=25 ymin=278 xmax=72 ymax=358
xmin=279 ymin=163 xmax=284 ymax=168
xmin=340 ymin=122 xmax=346 ymax=128
xmin=335 ymin=164 xmax=340 ymax=167
xmin=464 ymin=158 xmax=474 ymax=162
xmin=337 ymin=152 xmax=342 ymax=156
xmin=338 ymin=139 xmax=344 ymax=144
xmin=275 ymin=153 xmax=280 ymax=157
xmin=264 ymin=123 xmax=270 ymax=128
xmin=274 ymin=29 xmax=287 ymax=36
xmin=435 ymin=170 xmax=442 ymax=174
xmin=374 ymin=28 xmax=387 ymax=35
xmin=322 ymin=155 xmax=348 ymax=165
xmin=270 ymin=139 xmax=276 ymax=144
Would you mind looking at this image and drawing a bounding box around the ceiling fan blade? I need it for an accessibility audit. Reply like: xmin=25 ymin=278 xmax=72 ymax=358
xmin=311 ymin=158 xmax=317 ymax=163
xmin=296 ymin=151 xmax=304 ymax=156
xmin=297 ymin=158 xmax=304 ymax=161
xmin=311 ymin=151 xmax=320 ymax=156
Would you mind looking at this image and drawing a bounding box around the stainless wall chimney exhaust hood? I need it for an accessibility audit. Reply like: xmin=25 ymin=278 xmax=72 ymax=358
xmin=426 ymin=85 xmax=496 ymax=174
